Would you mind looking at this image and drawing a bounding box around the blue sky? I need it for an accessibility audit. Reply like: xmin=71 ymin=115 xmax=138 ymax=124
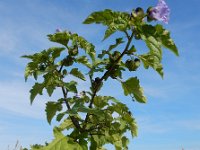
xmin=0 ymin=0 xmax=200 ymax=149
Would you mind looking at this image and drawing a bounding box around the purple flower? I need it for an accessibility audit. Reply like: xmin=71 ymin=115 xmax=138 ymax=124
xmin=149 ymin=0 xmax=170 ymax=24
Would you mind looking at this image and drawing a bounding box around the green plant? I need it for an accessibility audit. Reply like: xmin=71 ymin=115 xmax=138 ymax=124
xmin=23 ymin=1 xmax=178 ymax=149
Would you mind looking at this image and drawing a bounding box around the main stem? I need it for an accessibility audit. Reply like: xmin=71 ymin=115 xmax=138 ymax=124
xmin=83 ymin=31 xmax=135 ymax=128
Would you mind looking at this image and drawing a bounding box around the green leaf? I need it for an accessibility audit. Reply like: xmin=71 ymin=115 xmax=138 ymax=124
xmin=64 ymin=81 xmax=77 ymax=93
xmin=139 ymin=53 xmax=164 ymax=77
xmin=49 ymin=47 xmax=65 ymax=59
xmin=140 ymin=24 xmax=179 ymax=56
xmin=56 ymin=112 xmax=66 ymax=122
xmin=140 ymin=35 xmax=164 ymax=77
xmin=71 ymin=34 xmax=96 ymax=61
xmin=93 ymin=96 xmax=118 ymax=108
xmin=79 ymin=139 xmax=88 ymax=150
xmin=103 ymin=23 xmax=127 ymax=40
xmin=36 ymin=128 xmax=83 ymax=150
xmin=48 ymin=32 xmax=71 ymax=47
xmin=46 ymin=86 xmax=55 ymax=97
xmin=108 ymin=38 xmax=124 ymax=51
xmin=83 ymin=9 xmax=130 ymax=40
xmin=24 ymin=62 xmax=38 ymax=81
xmin=83 ymin=9 xmax=129 ymax=26
xmin=57 ymin=119 xmax=73 ymax=131
xmin=122 ymin=113 xmax=138 ymax=137
xmin=45 ymin=101 xmax=63 ymax=124
xmin=70 ymin=68 xmax=86 ymax=81
xmin=155 ymin=24 xmax=179 ymax=56
xmin=30 ymin=83 xmax=44 ymax=104
xmin=75 ymin=56 xmax=92 ymax=68
xmin=121 ymin=77 xmax=146 ymax=103
xmin=122 ymin=136 xmax=129 ymax=149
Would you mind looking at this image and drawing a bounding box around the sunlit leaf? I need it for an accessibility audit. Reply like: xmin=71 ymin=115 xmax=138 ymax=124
xmin=121 ymin=77 xmax=146 ymax=103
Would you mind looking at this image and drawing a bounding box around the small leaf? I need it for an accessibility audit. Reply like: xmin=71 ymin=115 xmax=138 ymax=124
xmin=121 ymin=77 xmax=146 ymax=103
xmin=108 ymin=38 xmax=124 ymax=52
xmin=70 ymin=68 xmax=86 ymax=81
xmin=103 ymin=23 xmax=127 ymax=40
xmin=64 ymin=81 xmax=77 ymax=93
xmin=46 ymin=86 xmax=55 ymax=97
xmin=45 ymin=101 xmax=63 ymax=124
xmin=56 ymin=112 xmax=66 ymax=122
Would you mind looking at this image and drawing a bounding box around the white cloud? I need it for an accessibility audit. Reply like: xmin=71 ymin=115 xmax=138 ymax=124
xmin=0 ymin=81 xmax=46 ymax=119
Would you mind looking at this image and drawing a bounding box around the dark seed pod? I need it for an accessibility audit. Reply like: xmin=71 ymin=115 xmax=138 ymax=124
xmin=39 ymin=64 xmax=46 ymax=71
xmin=63 ymin=56 xmax=74 ymax=66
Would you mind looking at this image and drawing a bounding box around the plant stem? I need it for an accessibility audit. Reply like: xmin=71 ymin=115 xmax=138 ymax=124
xmin=58 ymin=62 xmax=84 ymax=132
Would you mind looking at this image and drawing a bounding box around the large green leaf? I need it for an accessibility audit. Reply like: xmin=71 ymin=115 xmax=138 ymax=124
xmin=140 ymin=35 xmax=164 ymax=77
xmin=30 ymin=83 xmax=44 ymax=104
xmin=45 ymin=101 xmax=62 ymax=124
xmin=33 ymin=128 xmax=83 ymax=150
xmin=83 ymin=9 xmax=130 ymax=40
xmin=83 ymin=9 xmax=129 ymax=26
xmin=121 ymin=77 xmax=146 ymax=103
xmin=140 ymin=24 xmax=179 ymax=56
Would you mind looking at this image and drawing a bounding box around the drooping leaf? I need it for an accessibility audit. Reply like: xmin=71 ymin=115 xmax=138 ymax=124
xmin=50 ymin=47 xmax=65 ymax=59
xmin=122 ymin=113 xmax=138 ymax=137
xmin=140 ymin=35 xmax=164 ymax=77
xmin=70 ymin=68 xmax=86 ymax=81
xmin=155 ymin=24 xmax=179 ymax=56
xmin=122 ymin=136 xmax=129 ymax=150
xmin=46 ymin=86 xmax=55 ymax=97
xmin=75 ymin=56 xmax=92 ymax=68
xmin=121 ymin=77 xmax=146 ymax=103
xmin=30 ymin=83 xmax=44 ymax=104
xmin=45 ymin=101 xmax=63 ymax=124
xmin=103 ymin=23 xmax=128 ymax=40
